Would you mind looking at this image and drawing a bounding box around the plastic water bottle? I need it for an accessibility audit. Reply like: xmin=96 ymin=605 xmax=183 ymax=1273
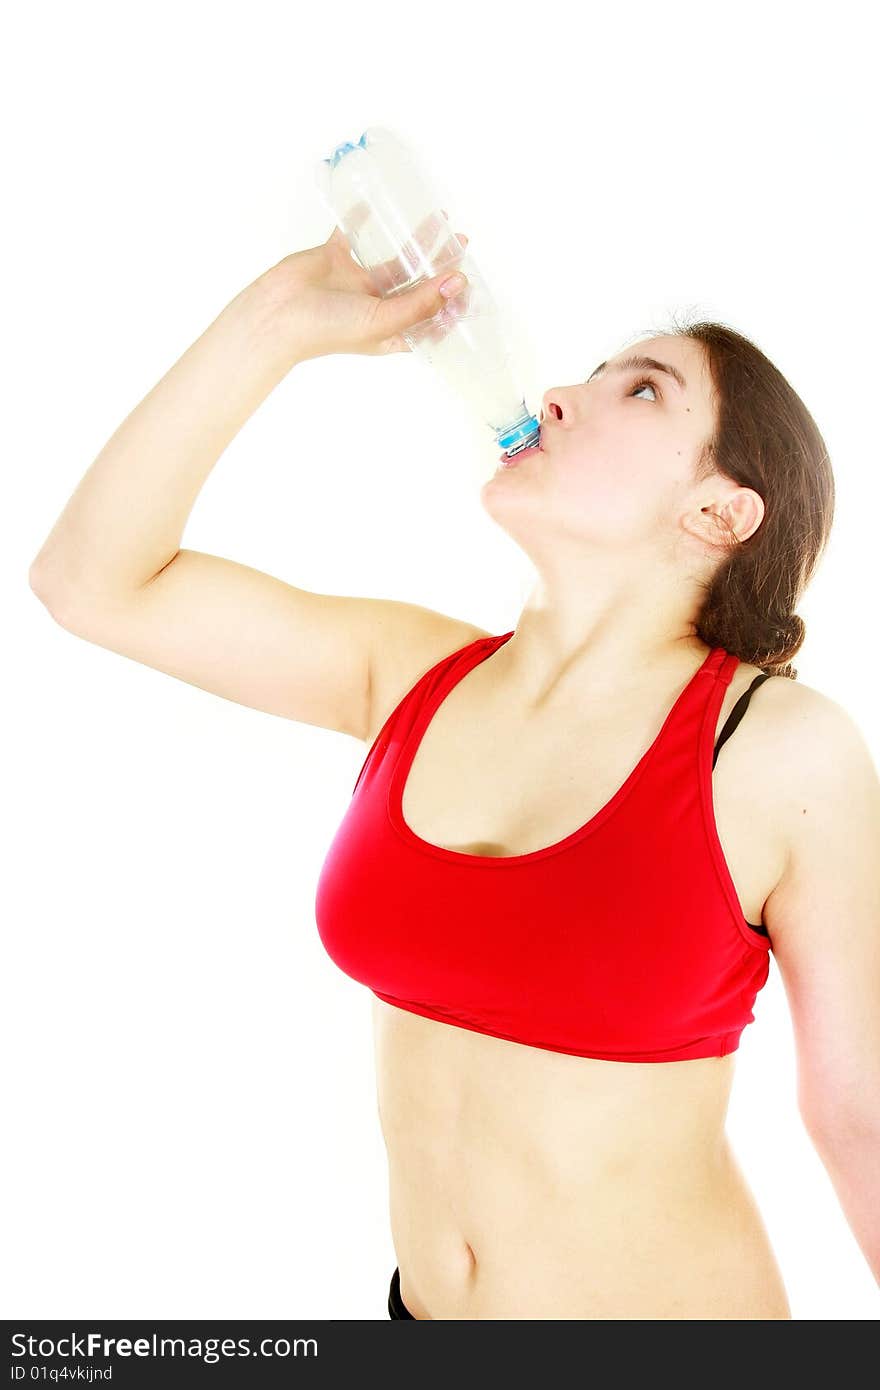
xmin=314 ymin=126 xmax=540 ymax=459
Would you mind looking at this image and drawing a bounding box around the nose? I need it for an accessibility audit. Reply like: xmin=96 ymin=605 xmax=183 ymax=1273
xmin=539 ymin=393 xmax=566 ymax=426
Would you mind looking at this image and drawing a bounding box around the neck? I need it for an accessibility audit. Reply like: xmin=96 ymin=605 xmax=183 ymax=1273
xmin=493 ymin=575 xmax=710 ymax=712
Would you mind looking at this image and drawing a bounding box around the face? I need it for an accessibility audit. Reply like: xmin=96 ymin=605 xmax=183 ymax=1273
xmin=481 ymin=335 xmax=726 ymax=560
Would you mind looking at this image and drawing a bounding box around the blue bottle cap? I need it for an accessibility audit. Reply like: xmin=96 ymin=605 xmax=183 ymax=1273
xmin=497 ymin=414 xmax=541 ymax=454
xmin=322 ymin=131 xmax=369 ymax=169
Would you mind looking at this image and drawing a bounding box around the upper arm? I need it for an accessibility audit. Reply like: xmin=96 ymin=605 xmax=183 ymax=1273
xmin=359 ymin=595 xmax=492 ymax=746
xmin=765 ymin=689 xmax=880 ymax=1136
xmin=40 ymin=548 xmax=490 ymax=741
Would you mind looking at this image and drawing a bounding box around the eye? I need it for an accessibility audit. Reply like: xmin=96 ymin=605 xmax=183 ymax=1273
xmin=629 ymin=375 xmax=660 ymax=401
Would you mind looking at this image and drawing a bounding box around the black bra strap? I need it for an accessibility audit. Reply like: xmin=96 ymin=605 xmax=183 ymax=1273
xmin=713 ymin=671 xmax=774 ymax=939
xmin=712 ymin=672 xmax=773 ymax=771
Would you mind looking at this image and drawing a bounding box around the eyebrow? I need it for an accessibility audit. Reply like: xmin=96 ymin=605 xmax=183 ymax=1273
xmin=587 ymin=354 xmax=687 ymax=392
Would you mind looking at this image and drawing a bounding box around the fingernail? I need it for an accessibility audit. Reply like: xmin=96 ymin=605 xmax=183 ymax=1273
xmin=439 ymin=273 xmax=465 ymax=297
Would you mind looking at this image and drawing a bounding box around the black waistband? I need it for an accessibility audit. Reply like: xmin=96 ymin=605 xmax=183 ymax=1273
xmin=388 ymin=1265 xmax=414 ymax=1319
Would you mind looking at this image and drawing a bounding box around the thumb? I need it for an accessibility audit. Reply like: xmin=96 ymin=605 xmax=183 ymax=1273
xmin=378 ymin=269 xmax=467 ymax=331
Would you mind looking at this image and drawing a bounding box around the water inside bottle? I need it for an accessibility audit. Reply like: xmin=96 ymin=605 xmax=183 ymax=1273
xmin=402 ymin=268 xmax=534 ymax=439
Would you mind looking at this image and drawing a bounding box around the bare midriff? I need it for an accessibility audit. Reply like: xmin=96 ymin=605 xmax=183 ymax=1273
xmin=373 ymin=996 xmax=791 ymax=1320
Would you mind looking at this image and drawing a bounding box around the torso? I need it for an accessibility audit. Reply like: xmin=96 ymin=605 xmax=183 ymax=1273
xmin=362 ymin=632 xmax=796 ymax=1319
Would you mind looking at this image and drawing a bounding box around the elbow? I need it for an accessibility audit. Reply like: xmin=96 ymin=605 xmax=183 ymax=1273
xmin=28 ymin=556 xmax=62 ymax=606
xmin=29 ymin=554 xmax=52 ymax=588
xmin=800 ymin=1099 xmax=880 ymax=1154
xmin=28 ymin=558 xmax=80 ymax=627
xmin=29 ymin=557 xmax=59 ymax=605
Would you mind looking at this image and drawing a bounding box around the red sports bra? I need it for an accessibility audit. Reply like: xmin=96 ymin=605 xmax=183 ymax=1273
xmin=315 ymin=632 xmax=772 ymax=1063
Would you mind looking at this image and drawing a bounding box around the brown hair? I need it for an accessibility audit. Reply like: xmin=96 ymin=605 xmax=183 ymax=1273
xmin=656 ymin=316 xmax=835 ymax=680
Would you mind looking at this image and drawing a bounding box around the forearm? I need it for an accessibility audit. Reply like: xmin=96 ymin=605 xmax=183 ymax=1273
xmin=811 ymin=1122 xmax=880 ymax=1286
xmin=30 ymin=267 xmax=307 ymax=601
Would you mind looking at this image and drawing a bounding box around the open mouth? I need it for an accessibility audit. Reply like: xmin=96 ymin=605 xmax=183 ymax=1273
xmin=498 ymin=444 xmax=543 ymax=467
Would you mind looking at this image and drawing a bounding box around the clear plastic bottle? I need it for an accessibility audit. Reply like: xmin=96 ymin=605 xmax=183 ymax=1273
xmin=314 ymin=126 xmax=540 ymax=459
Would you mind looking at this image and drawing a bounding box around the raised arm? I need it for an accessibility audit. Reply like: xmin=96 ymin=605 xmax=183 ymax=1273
xmin=28 ymin=226 xmax=483 ymax=740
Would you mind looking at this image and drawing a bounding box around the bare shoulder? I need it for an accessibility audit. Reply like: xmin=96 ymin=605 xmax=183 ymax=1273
xmin=756 ymin=673 xmax=880 ymax=966
xmin=756 ymin=671 xmax=869 ymax=755
xmin=751 ymin=671 xmax=879 ymax=867
xmin=363 ymin=598 xmax=493 ymax=747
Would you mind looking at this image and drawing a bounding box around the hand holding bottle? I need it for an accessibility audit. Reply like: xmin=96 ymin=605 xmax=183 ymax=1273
xmin=263 ymin=207 xmax=469 ymax=362
xmin=314 ymin=127 xmax=540 ymax=457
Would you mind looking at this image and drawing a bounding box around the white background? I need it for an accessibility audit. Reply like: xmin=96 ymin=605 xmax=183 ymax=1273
xmin=5 ymin=0 xmax=878 ymax=1320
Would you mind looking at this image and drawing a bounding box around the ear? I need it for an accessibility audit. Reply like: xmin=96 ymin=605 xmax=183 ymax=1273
xmin=724 ymin=485 xmax=765 ymax=543
xmin=704 ymin=485 xmax=765 ymax=544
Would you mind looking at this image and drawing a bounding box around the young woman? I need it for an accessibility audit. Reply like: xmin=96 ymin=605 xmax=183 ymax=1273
xmin=30 ymin=223 xmax=880 ymax=1320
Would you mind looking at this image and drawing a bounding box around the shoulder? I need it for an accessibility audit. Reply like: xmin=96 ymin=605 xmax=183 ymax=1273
xmin=751 ymin=670 xmax=873 ymax=792
xmin=754 ymin=673 xmax=880 ymax=888
xmin=750 ymin=680 xmax=880 ymax=1133
xmin=758 ymin=680 xmax=880 ymax=1065
xmin=755 ymin=671 xmax=871 ymax=764
xmin=363 ymin=600 xmax=493 ymax=746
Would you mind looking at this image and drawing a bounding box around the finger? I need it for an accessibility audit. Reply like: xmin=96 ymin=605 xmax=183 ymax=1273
xmin=348 ymin=200 xmax=371 ymax=234
xmin=444 ymin=231 xmax=468 ymax=259
xmin=358 ymin=210 xmax=469 ymax=295
xmin=376 ymin=267 xmax=467 ymax=337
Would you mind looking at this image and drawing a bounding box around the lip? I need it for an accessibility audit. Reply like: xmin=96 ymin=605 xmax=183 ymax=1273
xmin=498 ymin=444 xmax=543 ymax=467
